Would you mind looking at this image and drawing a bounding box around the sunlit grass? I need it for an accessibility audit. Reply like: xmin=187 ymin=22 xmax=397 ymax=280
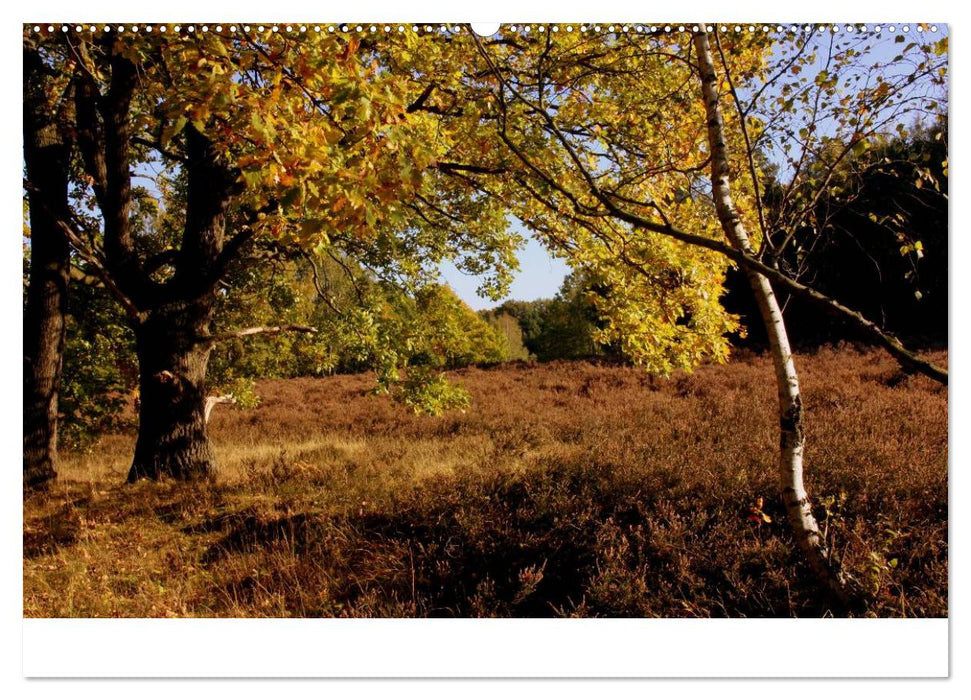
xmin=26 ymin=345 xmax=947 ymax=618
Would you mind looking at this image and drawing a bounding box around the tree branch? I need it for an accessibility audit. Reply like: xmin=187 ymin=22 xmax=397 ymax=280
xmin=69 ymin=264 xmax=103 ymax=287
xmin=132 ymin=135 xmax=188 ymax=164
xmin=436 ymin=162 xmax=506 ymax=175
xmin=714 ymin=33 xmax=769 ymax=246
xmin=73 ymin=68 xmax=108 ymax=204
xmin=201 ymin=325 xmax=318 ymax=346
xmin=298 ymin=250 xmax=344 ymax=316
xmin=470 ymin=33 xmax=947 ymax=386
xmin=205 ymin=199 xmax=280 ymax=288
xmin=406 ymin=83 xmax=437 ymax=113
xmin=58 ymin=220 xmax=142 ymax=322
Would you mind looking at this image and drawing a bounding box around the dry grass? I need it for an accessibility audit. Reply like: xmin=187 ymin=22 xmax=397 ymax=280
xmin=24 ymin=345 xmax=947 ymax=617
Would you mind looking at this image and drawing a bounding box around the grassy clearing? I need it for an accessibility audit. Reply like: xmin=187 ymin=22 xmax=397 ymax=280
xmin=24 ymin=345 xmax=947 ymax=617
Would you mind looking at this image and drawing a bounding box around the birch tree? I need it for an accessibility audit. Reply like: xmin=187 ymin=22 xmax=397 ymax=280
xmin=451 ymin=24 xmax=946 ymax=604
xmin=693 ymin=27 xmax=840 ymax=600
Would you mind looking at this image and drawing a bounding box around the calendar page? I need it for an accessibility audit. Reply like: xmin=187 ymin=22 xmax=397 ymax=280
xmin=20 ymin=6 xmax=949 ymax=682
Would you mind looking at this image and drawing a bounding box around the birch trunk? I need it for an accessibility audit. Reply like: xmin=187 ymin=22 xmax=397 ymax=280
xmin=693 ymin=29 xmax=848 ymax=606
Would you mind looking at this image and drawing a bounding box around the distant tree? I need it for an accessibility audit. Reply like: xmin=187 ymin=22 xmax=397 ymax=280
xmin=409 ymin=284 xmax=509 ymax=369
xmin=484 ymin=272 xmax=620 ymax=363
xmin=482 ymin=311 xmax=531 ymax=361
xmin=530 ymin=272 xmax=608 ymax=361
xmin=488 ymin=299 xmax=550 ymax=358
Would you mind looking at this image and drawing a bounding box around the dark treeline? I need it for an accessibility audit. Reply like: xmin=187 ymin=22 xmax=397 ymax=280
xmin=725 ymin=121 xmax=948 ymax=350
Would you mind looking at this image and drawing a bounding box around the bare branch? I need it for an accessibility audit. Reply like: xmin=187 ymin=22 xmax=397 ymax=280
xmin=202 ymin=324 xmax=318 ymax=346
xmin=131 ymin=135 xmax=188 ymax=164
xmin=436 ymin=162 xmax=506 ymax=175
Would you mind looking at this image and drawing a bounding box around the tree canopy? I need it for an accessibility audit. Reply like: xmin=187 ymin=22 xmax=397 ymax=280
xmin=25 ymin=24 xmax=946 ymax=490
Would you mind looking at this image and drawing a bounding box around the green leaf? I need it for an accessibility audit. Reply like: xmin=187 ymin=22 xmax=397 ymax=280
xmin=241 ymin=170 xmax=262 ymax=189
xmin=160 ymin=115 xmax=188 ymax=147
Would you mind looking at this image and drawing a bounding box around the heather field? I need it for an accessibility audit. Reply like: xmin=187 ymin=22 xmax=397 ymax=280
xmin=23 ymin=346 xmax=947 ymax=618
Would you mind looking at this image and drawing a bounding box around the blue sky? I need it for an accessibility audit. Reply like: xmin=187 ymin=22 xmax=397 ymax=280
xmin=439 ymin=231 xmax=571 ymax=310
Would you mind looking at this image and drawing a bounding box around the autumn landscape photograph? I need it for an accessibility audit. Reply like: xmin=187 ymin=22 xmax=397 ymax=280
xmin=23 ymin=21 xmax=948 ymax=624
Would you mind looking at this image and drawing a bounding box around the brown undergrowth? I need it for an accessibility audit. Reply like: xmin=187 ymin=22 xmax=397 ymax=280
xmin=24 ymin=345 xmax=947 ymax=617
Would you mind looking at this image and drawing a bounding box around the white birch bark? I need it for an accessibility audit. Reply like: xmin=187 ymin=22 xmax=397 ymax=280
xmin=693 ymin=29 xmax=848 ymax=605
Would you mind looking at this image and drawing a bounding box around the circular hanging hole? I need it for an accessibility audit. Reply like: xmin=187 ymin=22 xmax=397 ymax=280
xmin=470 ymin=23 xmax=501 ymax=37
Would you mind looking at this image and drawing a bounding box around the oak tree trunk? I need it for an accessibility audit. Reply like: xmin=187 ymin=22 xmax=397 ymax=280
xmin=127 ymin=301 xmax=216 ymax=482
xmin=46 ymin=43 xmax=246 ymax=484
xmin=693 ymin=29 xmax=848 ymax=606
xmin=23 ymin=44 xmax=71 ymax=490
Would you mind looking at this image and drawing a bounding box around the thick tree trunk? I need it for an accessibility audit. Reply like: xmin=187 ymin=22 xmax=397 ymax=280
xmin=127 ymin=302 xmax=216 ymax=482
xmin=125 ymin=126 xmax=240 ymax=482
xmin=23 ymin=45 xmax=72 ymax=490
xmin=693 ymin=30 xmax=848 ymax=606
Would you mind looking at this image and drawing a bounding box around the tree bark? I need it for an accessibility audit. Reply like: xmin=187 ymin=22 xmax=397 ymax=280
xmin=128 ymin=301 xmax=217 ymax=482
xmin=126 ymin=126 xmax=238 ymax=482
xmin=693 ymin=29 xmax=848 ymax=607
xmin=69 ymin=43 xmax=237 ymax=483
xmin=23 ymin=43 xmax=72 ymax=490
